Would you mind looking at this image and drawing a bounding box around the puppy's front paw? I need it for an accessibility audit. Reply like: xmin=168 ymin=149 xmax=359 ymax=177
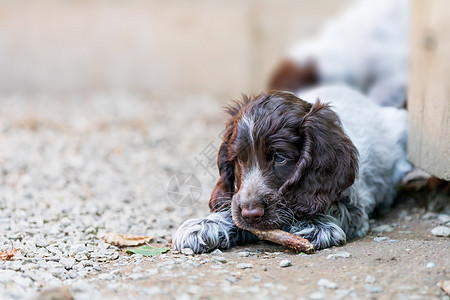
xmin=290 ymin=219 xmax=346 ymax=250
xmin=172 ymin=216 xmax=233 ymax=254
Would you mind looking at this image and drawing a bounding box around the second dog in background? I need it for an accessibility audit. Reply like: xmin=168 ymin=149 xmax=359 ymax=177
xmin=269 ymin=0 xmax=408 ymax=108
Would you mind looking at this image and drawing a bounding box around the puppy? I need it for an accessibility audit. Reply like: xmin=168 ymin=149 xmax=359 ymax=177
xmin=173 ymin=86 xmax=412 ymax=253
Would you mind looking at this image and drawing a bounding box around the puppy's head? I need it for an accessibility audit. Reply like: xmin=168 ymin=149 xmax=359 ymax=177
xmin=209 ymin=91 xmax=358 ymax=231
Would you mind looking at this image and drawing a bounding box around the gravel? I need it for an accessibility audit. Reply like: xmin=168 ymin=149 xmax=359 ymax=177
xmin=0 ymin=94 xmax=222 ymax=299
xmin=0 ymin=94 xmax=448 ymax=300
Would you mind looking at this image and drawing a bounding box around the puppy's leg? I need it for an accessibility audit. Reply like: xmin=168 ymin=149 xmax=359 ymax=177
xmin=172 ymin=211 xmax=257 ymax=253
xmin=329 ymin=192 xmax=369 ymax=240
xmin=288 ymin=215 xmax=347 ymax=250
xmin=289 ymin=188 xmax=370 ymax=250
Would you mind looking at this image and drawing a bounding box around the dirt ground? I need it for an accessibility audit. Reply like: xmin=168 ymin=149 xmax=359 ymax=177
xmin=0 ymin=94 xmax=449 ymax=300
xmin=94 ymin=199 xmax=450 ymax=300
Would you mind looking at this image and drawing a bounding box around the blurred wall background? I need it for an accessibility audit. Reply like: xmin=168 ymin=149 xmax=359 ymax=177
xmin=0 ymin=0 xmax=352 ymax=99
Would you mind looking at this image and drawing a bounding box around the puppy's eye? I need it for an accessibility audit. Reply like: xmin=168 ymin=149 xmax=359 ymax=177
xmin=273 ymin=153 xmax=287 ymax=164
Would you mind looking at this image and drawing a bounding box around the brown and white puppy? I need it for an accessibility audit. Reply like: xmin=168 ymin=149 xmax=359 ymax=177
xmin=173 ymin=86 xmax=411 ymax=253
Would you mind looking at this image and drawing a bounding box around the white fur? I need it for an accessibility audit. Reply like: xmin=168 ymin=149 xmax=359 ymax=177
xmin=239 ymin=168 xmax=268 ymax=208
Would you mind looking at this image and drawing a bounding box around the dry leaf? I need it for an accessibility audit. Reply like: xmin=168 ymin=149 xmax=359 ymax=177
xmin=100 ymin=233 xmax=152 ymax=247
xmin=0 ymin=241 xmax=18 ymax=261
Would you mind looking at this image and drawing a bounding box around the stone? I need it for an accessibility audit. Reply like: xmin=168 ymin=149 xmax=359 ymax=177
xmin=210 ymin=249 xmax=223 ymax=255
xmin=213 ymin=256 xmax=227 ymax=263
xmin=317 ymin=278 xmax=338 ymax=289
xmin=236 ymin=263 xmax=253 ymax=269
xmin=374 ymin=237 xmax=389 ymax=243
xmin=438 ymin=214 xmax=450 ymax=224
xmin=365 ymin=275 xmax=376 ymax=283
xmin=426 ymin=262 xmax=435 ymax=268
xmin=98 ymin=273 xmax=115 ymax=281
xmin=128 ymin=273 xmax=146 ymax=280
xmin=431 ymin=226 xmax=450 ymax=237
xmin=59 ymin=257 xmax=76 ymax=269
xmin=238 ymin=251 xmax=250 ymax=257
xmin=421 ymin=212 xmax=438 ymax=220
xmin=68 ymin=270 xmax=78 ymax=279
xmin=6 ymin=261 xmax=22 ymax=271
xmin=309 ymin=291 xmax=326 ymax=300
xmin=371 ymin=225 xmax=393 ymax=233
xmin=142 ymin=286 xmax=162 ymax=295
xmin=49 ymin=266 xmax=65 ymax=277
xmin=366 ymin=285 xmax=383 ymax=293
xmin=47 ymin=246 xmax=63 ymax=256
xmin=335 ymin=289 xmax=351 ymax=299
xmin=35 ymin=239 xmax=49 ymax=248
xmin=181 ymin=248 xmax=194 ymax=256
xmin=279 ymin=260 xmax=292 ymax=268
xmin=326 ymin=252 xmax=351 ymax=260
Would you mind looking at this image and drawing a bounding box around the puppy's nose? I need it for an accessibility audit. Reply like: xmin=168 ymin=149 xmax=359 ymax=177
xmin=241 ymin=207 xmax=264 ymax=224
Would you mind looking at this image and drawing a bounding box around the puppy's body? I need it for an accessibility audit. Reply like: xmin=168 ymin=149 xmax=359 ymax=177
xmin=173 ymin=86 xmax=411 ymax=253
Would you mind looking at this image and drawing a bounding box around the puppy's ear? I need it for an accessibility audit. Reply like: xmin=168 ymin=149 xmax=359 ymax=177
xmin=209 ymin=127 xmax=235 ymax=212
xmin=209 ymin=95 xmax=253 ymax=212
xmin=281 ymin=100 xmax=359 ymax=215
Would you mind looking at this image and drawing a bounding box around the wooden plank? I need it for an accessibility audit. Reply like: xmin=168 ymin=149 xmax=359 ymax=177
xmin=408 ymin=0 xmax=450 ymax=180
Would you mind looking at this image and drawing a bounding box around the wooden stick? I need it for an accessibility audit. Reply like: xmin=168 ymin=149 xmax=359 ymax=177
xmin=248 ymin=228 xmax=314 ymax=253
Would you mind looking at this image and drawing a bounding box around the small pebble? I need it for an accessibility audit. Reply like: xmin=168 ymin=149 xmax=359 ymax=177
xmin=213 ymin=256 xmax=227 ymax=263
xmin=279 ymin=260 xmax=292 ymax=268
xmin=309 ymin=291 xmax=326 ymax=300
xmin=237 ymin=251 xmax=250 ymax=257
xmin=366 ymin=285 xmax=383 ymax=293
xmin=236 ymin=263 xmax=253 ymax=269
xmin=326 ymin=252 xmax=351 ymax=260
xmin=374 ymin=237 xmax=389 ymax=243
xmin=371 ymin=225 xmax=393 ymax=233
xmin=317 ymin=278 xmax=338 ymax=289
xmin=210 ymin=249 xmax=223 ymax=256
xmin=59 ymin=257 xmax=76 ymax=269
xmin=181 ymin=248 xmax=194 ymax=256
xmin=431 ymin=226 xmax=450 ymax=237
xmin=35 ymin=239 xmax=49 ymax=248
xmin=438 ymin=214 xmax=450 ymax=224
xmin=426 ymin=262 xmax=435 ymax=268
